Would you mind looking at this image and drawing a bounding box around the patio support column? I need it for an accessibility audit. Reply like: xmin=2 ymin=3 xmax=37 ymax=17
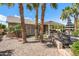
xmin=53 ymin=25 xmax=54 ymax=29
xmin=48 ymin=24 xmax=50 ymax=36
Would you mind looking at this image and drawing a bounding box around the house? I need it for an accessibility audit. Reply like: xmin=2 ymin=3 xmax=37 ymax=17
xmin=7 ymin=16 xmax=35 ymax=36
xmin=44 ymin=21 xmax=65 ymax=34
xmin=7 ymin=16 xmax=65 ymax=37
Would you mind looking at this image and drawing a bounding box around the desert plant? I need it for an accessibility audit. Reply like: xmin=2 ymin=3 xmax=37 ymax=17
xmin=71 ymin=30 xmax=79 ymax=36
xmin=14 ymin=24 xmax=21 ymax=37
xmin=8 ymin=24 xmax=21 ymax=37
xmin=70 ymin=41 xmax=79 ymax=56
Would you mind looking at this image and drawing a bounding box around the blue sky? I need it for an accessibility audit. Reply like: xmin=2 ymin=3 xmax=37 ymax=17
xmin=0 ymin=3 xmax=72 ymax=25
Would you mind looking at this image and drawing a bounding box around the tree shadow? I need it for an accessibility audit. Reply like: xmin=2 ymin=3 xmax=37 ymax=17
xmin=0 ymin=50 xmax=14 ymax=56
xmin=0 ymin=36 xmax=3 ymax=42
xmin=0 ymin=38 xmax=3 ymax=42
xmin=27 ymin=40 xmax=40 ymax=43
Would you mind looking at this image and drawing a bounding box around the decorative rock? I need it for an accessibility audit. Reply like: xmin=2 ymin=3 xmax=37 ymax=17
xmin=54 ymin=40 xmax=63 ymax=49
xmin=46 ymin=42 xmax=53 ymax=48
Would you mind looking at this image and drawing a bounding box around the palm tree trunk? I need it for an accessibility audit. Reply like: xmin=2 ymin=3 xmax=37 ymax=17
xmin=74 ymin=16 xmax=78 ymax=32
xmin=74 ymin=19 xmax=77 ymax=32
xmin=40 ymin=3 xmax=46 ymax=42
xmin=19 ymin=3 xmax=27 ymax=43
xmin=35 ymin=6 xmax=38 ymax=40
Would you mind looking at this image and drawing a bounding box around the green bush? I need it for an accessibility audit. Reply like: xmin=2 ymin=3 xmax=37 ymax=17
xmin=0 ymin=24 xmax=6 ymax=29
xmin=70 ymin=41 xmax=79 ymax=56
xmin=71 ymin=30 xmax=79 ymax=36
xmin=8 ymin=24 xmax=21 ymax=37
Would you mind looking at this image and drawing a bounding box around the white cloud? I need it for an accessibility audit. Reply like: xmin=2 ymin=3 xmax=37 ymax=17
xmin=25 ymin=17 xmax=32 ymax=20
xmin=14 ymin=14 xmax=20 ymax=18
xmin=14 ymin=14 xmax=33 ymax=20
xmin=0 ymin=14 xmax=7 ymax=21
xmin=14 ymin=14 xmax=35 ymax=23
xmin=0 ymin=14 xmax=7 ymax=25
xmin=59 ymin=19 xmax=67 ymax=25
xmin=33 ymin=18 xmax=40 ymax=23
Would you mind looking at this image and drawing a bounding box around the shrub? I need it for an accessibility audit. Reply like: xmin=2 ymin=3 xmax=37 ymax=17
xmin=70 ymin=41 xmax=79 ymax=56
xmin=0 ymin=24 xmax=6 ymax=29
xmin=71 ymin=30 xmax=79 ymax=36
xmin=8 ymin=24 xmax=21 ymax=37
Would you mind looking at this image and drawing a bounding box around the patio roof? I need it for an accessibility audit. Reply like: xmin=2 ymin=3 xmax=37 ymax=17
xmin=44 ymin=21 xmax=64 ymax=26
xmin=7 ymin=16 xmax=35 ymax=24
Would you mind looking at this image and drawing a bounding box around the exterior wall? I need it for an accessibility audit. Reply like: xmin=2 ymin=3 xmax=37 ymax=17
xmin=26 ymin=24 xmax=35 ymax=36
xmin=8 ymin=23 xmax=35 ymax=36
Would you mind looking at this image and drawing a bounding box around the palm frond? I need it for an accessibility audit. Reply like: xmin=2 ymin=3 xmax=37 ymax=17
xmin=26 ymin=3 xmax=32 ymax=11
xmin=0 ymin=3 xmax=4 ymax=6
xmin=32 ymin=3 xmax=39 ymax=9
xmin=41 ymin=3 xmax=46 ymax=11
xmin=71 ymin=3 xmax=79 ymax=16
xmin=7 ymin=3 xmax=14 ymax=8
xmin=50 ymin=3 xmax=57 ymax=9
xmin=60 ymin=6 xmax=72 ymax=21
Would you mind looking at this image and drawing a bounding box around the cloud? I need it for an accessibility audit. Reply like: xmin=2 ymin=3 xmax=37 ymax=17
xmin=0 ymin=14 xmax=7 ymax=21
xmin=59 ymin=19 xmax=67 ymax=25
xmin=25 ymin=17 xmax=32 ymax=20
xmin=14 ymin=14 xmax=35 ymax=23
xmin=0 ymin=14 xmax=7 ymax=25
xmin=14 ymin=14 xmax=32 ymax=20
xmin=14 ymin=14 xmax=20 ymax=18
xmin=33 ymin=18 xmax=40 ymax=23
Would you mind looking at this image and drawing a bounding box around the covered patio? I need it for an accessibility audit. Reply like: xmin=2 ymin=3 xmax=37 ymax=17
xmin=44 ymin=21 xmax=65 ymax=34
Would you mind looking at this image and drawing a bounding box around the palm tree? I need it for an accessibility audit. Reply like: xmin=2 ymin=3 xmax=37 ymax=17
xmin=60 ymin=7 xmax=73 ymax=25
xmin=40 ymin=3 xmax=57 ymax=42
xmin=19 ymin=3 xmax=27 ymax=43
xmin=62 ymin=4 xmax=79 ymax=32
xmin=60 ymin=7 xmax=72 ymax=20
xmin=27 ymin=3 xmax=39 ymax=40
xmin=40 ymin=3 xmax=46 ymax=42
xmin=33 ymin=4 xmax=39 ymax=40
xmin=61 ymin=4 xmax=79 ymax=32
xmin=0 ymin=3 xmax=27 ymax=43
xmin=60 ymin=6 xmax=73 ymax=34
xmin=71 ymin=3 xmax=79 ymax=31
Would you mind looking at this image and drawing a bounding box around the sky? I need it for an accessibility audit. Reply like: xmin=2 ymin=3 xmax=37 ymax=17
xmin=0 ymin=3 xmax=72 ymax=25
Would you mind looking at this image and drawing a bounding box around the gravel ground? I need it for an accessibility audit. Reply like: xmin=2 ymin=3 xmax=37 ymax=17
xmin=0 ymin=35 xmax=71 ymax=56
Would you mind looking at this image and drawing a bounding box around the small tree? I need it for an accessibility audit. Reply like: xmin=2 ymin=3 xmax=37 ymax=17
xmin=14 ymin=24 xmax=21 ymax=37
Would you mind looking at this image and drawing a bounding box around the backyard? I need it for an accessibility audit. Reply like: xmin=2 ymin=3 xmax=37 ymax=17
xmin=0 ymin=3 xmax=79 ymax=56
xmin=0 ymin=35 xmax=73 ymax=56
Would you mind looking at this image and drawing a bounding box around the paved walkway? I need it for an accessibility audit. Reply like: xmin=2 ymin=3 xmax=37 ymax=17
xmin=0 ymin=36 xmax=71 ymax=56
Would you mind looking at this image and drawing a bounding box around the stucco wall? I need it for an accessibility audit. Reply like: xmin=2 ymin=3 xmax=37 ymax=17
xmin=8 ymin=23 xmax=35 ymax=36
